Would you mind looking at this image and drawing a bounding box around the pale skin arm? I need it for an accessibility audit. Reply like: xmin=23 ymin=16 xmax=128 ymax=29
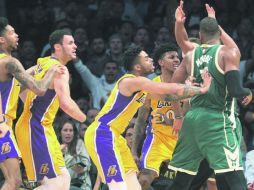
xmin=4 ymin=57 xmax=59 ymax=96
xmin=131 ymin=95 xmax=151 ymax=164
xmin=54 ymin=68 xmax=86 ymax=122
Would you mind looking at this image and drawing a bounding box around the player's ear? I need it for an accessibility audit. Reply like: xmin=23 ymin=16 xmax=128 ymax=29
xmin=0 ymin=36 xmax=6 ymax=44
xmin=54 ymin=44 xmax=62 ymax=51
xmin=134 ymin=63 xmax=141 ymax=72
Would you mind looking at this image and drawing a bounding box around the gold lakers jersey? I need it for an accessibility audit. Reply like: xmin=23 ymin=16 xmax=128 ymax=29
xmin=149 ymin=76 xmax=176 ymax=136
xmin=0 ymin=53 xmax=20 ymax=126
xmin=18 ymin=56 xmax=60 ymax=127
xmin=95 ymin=74 xmax=147 ymax=134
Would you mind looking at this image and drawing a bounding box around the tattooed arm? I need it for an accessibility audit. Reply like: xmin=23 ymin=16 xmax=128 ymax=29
xmin=5 ymin=57 xmax=57 ymax=96
xmin=131 ymin=96 xmax=151 ymax=164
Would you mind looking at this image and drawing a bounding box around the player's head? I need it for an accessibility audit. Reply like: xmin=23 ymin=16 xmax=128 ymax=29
xmin=49 ymin=29 xmax=77 ymax=63
xmin=199 ymin=17 xmax=220 ymax=43
xmin=0 ymin=17 xmax=19 ymax=51
xmin=153 ymin=43 xmax=180 ymax=73
xmin=123 ymin=45 xmax=154 ymax=75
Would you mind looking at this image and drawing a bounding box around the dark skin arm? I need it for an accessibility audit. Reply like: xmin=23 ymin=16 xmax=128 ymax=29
xmin=131 ymin=96 xmax=151 ymax=164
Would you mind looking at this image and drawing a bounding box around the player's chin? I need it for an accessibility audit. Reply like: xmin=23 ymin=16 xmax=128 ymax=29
xmin=71 ymin=54 xmax=77 ymax=59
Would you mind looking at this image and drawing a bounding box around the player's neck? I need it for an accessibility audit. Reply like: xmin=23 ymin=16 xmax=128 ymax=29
xmin=0 ymin=46 xmax=11 ymax=55
xmin=203 ymin=39 xmax=220 ymax=45
xmin=51 ymin=53 xmax=68 ymax=65
xmin=160 ymin=70 xmax=172 ymax=83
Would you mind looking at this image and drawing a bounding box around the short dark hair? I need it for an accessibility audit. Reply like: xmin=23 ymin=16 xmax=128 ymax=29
xmin=49 ymin=29 xmax=72 ymax=52
xmin=200 ymin=17 xmax=220 ymax=40
xmin=0 ymin=17 xmax=8 ymax=36
xmin=153 ymin=43 xmax=178 ymax=66
xmin=122 ymin=45 xmax=143 ymax=71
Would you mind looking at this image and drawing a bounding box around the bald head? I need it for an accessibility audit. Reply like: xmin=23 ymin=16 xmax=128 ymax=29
xmin=200 ymin=17 xmax=220 ymax=42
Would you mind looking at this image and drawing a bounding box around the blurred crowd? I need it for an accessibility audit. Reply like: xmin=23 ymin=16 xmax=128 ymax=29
xmin=0 ymin=0 xmax=254 ymax=189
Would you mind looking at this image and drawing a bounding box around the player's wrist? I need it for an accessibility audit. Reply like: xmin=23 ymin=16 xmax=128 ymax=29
xmin=174 ymin=115 xmax=184 ymax=119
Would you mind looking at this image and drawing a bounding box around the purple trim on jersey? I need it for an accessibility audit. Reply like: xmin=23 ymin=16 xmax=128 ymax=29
xmin=98 ymin=91 xmax=134 ymax=124
xmin=30 ymin=118 xmax=56 ymax=181
xmin=0 ymin=79 xmax=14 ymax=114
xmin=146 ymin=115 xmax=153 ymax=135
xmin=139 ymin=132 xmax=154 ymax=169
xmin=30 ymin=90 xmax=56 ymax=121
xmin=95 ymin=123 xmax=124 ymax=183
xmin=0 ymin=131 xmax=19 ymax=162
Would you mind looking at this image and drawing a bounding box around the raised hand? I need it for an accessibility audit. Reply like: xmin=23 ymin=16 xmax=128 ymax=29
xmin=51 ymin=64 xmax=66 ymax=75
xmin=154 ymin=112 xmax=173 ymax=125
xmin=205 ymin=4 xmax=216 ymax=19
xmin=175 ymin=0 xmax=186 ymax=23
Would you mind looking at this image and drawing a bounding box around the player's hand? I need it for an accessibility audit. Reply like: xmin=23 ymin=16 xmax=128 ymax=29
xmin=51 ymin=64 xmax=66 ymax=75
xmin=241 ymin=91 xmax=252 ymax=106
xmin=185 ymin=76 xmax=200 ymax=87
xmin=154 ymin=112 xmax=173 ymax=125
xmin=0 ymin=122 xmax=10 ymax=138
xmin=175 ymin=0 xmax=186 ymax=23
xmin=205 ymin=4 xmax=216 ymax=19
xmin=200 ymin=70 xmax=212 ymax=94
xmin=172 ymin=118 xmax=183 ymax=137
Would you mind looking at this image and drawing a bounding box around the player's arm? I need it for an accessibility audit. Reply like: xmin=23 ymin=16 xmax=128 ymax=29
xmin=205 ymin=4 xmax=240 ymax=56
xmin=224 ymin=47 xmax=252 ymax=104
xmin=119 ymin=72 xmax=210 ymax=101
xmin=4 ymin=57 xmax=57 ymax=96
xmin=54 ymin=68 xmax=86 ymax=122
xmin=131 ymin=95 xmax=151 ymax=163
xmin=175 ymin=0 xmax=196 ymax=54
xmin=0 ymin=93 xmax=9 ymax=137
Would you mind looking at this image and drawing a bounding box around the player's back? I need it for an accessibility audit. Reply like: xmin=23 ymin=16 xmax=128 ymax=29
xmin=190 ymin=44 xmax=235 ymax=113
xmin=19 ymin=56 xmax=60 ymax=126
xmin=0 ymin=53 xmax=20 ymax=126
xmin=95 ymin=74 xmax=147 ymax=134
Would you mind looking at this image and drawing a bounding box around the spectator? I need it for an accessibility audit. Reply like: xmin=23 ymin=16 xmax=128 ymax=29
xmin=18 ymin=40 xmax=38 ymax=69
xmin=123 ymin=124 xmax=135 ymax=148
xmin=86 ymin=35 xmax=108 ymax=77
xmin=86 ymin=108 xmax=100 ymax=124
xmin=58 ymin=119 xmax=92 ymax=190
xmin=73 ymin=59 xmax=118 ymax=109
xmin=78 ymin=121 xmax=90 ymax=140
xmin=106 ymin=33 xmax=124 ymax=71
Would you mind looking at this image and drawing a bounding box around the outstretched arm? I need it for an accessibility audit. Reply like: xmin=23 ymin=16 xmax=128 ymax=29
xmin=5 ymin=57 xmax=58 ymax=96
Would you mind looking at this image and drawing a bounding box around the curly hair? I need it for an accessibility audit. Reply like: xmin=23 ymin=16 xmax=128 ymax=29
xmin=0 ymin=17 xmax=8 ymax=36
xmin=122 ymin=45 xmax=143 ymax=72
xmin=153 ymin=43 xmax=178 ymax=70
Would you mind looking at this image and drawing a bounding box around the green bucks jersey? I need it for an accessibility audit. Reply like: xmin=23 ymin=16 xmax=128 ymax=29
xmin=190 ymin=44 xmax=236 ymax=114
